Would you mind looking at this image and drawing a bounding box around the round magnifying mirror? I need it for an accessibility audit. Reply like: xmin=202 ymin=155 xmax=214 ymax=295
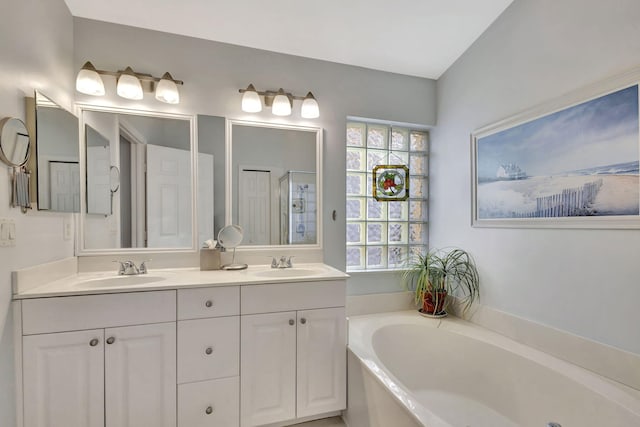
xmin=217 ymin=225 xmax=247 ymax=270
xmin=0 ymin=117 xmax=31 ymax=167
xmin=109 ymin=166 xmax=120 ymax=193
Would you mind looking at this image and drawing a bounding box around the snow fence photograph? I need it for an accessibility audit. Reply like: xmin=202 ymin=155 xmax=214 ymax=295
xmin=474 ymin=85 xmax=640 ymax=221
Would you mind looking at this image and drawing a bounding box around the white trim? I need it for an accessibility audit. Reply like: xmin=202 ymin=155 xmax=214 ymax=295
xmin=471 ymin=67 xmax=640 ymax=229
xmin=75 ymin=104 xmax=198 ymax=255
xmin=225 ymin=118 xmax=323 ymax=251
xmin=13 ymin=300 xmax=24 ymax=427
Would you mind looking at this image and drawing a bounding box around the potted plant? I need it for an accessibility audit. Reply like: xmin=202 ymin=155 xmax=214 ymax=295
xmin=402 ymin=248 xmax=480 ymax=317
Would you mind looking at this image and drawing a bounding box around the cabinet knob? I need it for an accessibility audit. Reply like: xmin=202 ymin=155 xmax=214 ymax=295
xmin=205 ymin=300 xmax=213 ymax=308
xmin=205 ymin=406 xmax=213 ymax=415
xmin=89 ymin=338 xmax=99 ymax=347
xmin=205 ymin=346 xmax=213 ymax=355
xmin=300 ymin=318 xmax=307 ymax=325
xmin=289 ymin=319 xmax=295 ymax=326
xmin=106 ymin=337 xmax=115 ymax=345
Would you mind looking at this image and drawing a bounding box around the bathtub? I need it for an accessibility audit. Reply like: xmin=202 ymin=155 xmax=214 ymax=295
xmin=344 ymin=311 xmax=640 ymax=427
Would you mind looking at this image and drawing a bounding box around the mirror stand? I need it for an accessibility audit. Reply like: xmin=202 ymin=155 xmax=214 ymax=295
xmin=1 ymin=117 xmax=32 ymax=213
xmin=218 ymin=224 xmax=247 ymax=270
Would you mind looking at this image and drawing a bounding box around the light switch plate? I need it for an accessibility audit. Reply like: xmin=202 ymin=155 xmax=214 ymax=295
xmin=63 ymin=216 xmax=72 ymax=241
xmin=0 ymin=218 xmax=16 ymax=247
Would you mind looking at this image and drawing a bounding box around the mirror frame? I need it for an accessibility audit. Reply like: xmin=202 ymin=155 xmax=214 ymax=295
xmin=76 ymin=103 xmax=198 ymax=255
xmin=225 ymin=119 xmax=323 ymax=250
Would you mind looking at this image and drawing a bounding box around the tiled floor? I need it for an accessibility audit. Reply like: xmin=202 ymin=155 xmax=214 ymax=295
xmin=289 ymin=416 xmax=346 ymax=426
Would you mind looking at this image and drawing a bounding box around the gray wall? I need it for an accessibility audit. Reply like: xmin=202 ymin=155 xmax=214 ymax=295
xmin=198 ymin=115 xmax=226 ymax=236
xmin=73 ymin=18 xmax=437 ymax=291
xmin=0 ymin=1 xmax=75 ymax=425
xmin=432 ymin=0 xmax=640 ymax=354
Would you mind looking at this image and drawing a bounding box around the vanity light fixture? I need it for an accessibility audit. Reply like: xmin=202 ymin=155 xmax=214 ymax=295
xmin=75 ymin=61 xmax=183 ymax=104
xmin=272 ymin=89 xmax=292 ymax=116
xmin=239 ymin=84 xmax=320 ymax=118
xmin=116 ymin=67 xmax=143 ymax=100
xmin=241 ymin=84 xmax=262 ymax=113
xmin=76 ymin=62 xmax=106 ymax=96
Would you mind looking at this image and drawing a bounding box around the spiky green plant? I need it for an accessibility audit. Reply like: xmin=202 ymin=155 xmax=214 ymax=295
xmin=402 ymin=248 xmax=480 ymax=315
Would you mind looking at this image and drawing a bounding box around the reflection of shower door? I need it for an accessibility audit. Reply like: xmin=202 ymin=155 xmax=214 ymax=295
xmin=146 ymin=145 xmax=192 ymax=248
xmin=239 ymin=170 xmax=270 ymax=245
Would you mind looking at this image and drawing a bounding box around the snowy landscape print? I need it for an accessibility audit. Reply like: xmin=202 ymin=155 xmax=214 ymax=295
xmin=476 ymin=85 xmax=640 ymax=220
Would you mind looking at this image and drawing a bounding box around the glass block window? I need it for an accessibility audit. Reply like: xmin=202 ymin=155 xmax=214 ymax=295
xmin=346 ymin=121 xmax=429 ymax=271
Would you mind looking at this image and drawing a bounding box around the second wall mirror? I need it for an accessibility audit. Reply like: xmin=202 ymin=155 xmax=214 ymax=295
xmin=226 ymin=120 xmax=322 ymax=247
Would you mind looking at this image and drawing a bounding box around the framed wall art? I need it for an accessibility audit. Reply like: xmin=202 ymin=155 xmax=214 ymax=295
xmin=472 ymin=77 xmax=640 ymax=229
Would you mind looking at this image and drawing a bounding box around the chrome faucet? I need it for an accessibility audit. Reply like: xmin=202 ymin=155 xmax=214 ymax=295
xmin=114 ymin=260 xmax=150 ymax=275
xmin=271 ymin=256 xmax=293 ymax=268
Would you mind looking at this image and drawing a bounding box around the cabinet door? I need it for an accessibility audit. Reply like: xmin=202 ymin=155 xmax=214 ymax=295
xmin=23 ymin=329 xmax=104 ymax=427
xmin=296 ymin=307 xmax=347 ymax=418
xmin=105 ymin=322 xmax=177 ymax=427
xmin=241 ymin=312 xmax=296 ymax=427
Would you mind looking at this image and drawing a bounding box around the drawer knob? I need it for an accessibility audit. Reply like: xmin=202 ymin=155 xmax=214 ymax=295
xmin=89 ymin=338 xmax=99 ymax=347
xmin=205 ymin=346 xmax=213 ymax=355
xmin=300 ymin=318 xmax=307 ymax=325
xmin=205 ymin=406 xmax=213 ymax=415
xmin=289 ymin=319 xmax=295 ymax=326
xmin=106 ymin=337 xmax=115 ymax=345
xmin=205 ymin=300 xmax=213 ymax=308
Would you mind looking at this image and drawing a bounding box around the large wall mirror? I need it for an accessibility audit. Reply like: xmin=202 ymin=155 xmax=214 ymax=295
xmin=226 ymin=120 xmax=322 ymax=247
xmin=78 ymin=106 xmax=200 ymax=252
xmin=33 ymin=91 xmax=80 ymax=212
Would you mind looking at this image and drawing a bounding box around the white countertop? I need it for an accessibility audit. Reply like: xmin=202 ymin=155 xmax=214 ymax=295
xmin=14 ymin=263 xmax=349 ymax=299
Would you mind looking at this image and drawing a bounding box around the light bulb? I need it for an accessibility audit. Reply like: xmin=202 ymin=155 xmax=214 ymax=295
xmin=301 ymin=92 xmax=319 ymax=118
xmin=117 ymin=67 xmax=143 ymax=100
xmin=272 ymin=88 xmax=291 ymax=116
xmin=241 ymin=84 xmax=262 ymax=113
xmin=155 ymin=72 xmax=180 ymax=104
xmin=75 ymin=61 xmax=105 ymax=96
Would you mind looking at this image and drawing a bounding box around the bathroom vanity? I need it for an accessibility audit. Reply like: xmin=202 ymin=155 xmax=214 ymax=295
xmin=13 ymin=263 xmax=348 ymax=427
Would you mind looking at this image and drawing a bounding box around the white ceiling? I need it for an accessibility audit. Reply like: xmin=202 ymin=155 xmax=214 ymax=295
xmin=63 ymin=0 xmax=513 ymax=79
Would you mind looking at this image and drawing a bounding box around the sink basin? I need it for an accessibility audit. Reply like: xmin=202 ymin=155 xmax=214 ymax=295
xmin=83 ymin=275 xmax=166 ymax=287
xmin=251 ymin=268 xmax=319 ymax=278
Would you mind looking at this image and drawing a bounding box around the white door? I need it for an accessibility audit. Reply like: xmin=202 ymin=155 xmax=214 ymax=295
xmin=239 ymin=169 xmax=270 ymax=245
xmin=241 ymin=312 xmax=296 ymax=427
xmin=105 ymin=322 xmax=177 ymax=427
xmin=198 ymin=152 xmax=214 ymax=246
xmin=296 ymin=307 xmax=347 ymax=418
xmin=50 ymin=161 xmax=80 ymax=212
xmin=23 ymin=329 xmax=104 ymax=427
xmin=147 ymin=144 xmax=192 ymax=248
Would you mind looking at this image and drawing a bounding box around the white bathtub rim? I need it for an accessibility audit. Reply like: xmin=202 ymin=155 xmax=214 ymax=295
xmin=347 ymin=310 xmax=640 ymax=425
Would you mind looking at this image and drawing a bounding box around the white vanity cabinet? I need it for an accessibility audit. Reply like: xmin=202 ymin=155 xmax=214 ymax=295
xmin=240 ymin=281 xmax=347 ymax=427
xmin=20 ymin=291 xmax=177 ymax=427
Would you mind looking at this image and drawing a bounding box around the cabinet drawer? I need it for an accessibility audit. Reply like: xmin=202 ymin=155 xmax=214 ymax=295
xmin=22 ymin=291 xmax=176 ymax=335
xmin=178 ymin=377 xmax=239 ymax=427
xmin=177 ymin=286 xmax=239 ymax=320
xmin=241 ymin=280 xmax=346 ymax=315
xmin=177 ymin=317 xmax=239 ymax=384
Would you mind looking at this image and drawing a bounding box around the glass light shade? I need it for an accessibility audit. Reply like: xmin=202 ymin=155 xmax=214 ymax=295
xmin=117 ymin=68 xmax=143 ymax=100
xmin=272 ymin=89 xmax=292 ymax=116
xmin=301 ymin=92 xmax=320 ymax=118
xmin=75 ymin=62 xmax=105 ymax=96
xmin=241 ymin=84 xmax=262 ymax=113
xmin=155 ymin=73 xmax=180 ymax=104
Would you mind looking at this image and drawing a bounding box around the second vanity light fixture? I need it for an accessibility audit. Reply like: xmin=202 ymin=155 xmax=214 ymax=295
xmin=240 ymin=84 xmax=320 ymax=118
xmin=76 ymin=61 xmax=183 ymax=104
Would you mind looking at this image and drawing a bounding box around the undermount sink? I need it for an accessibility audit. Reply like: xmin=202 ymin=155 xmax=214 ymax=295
xmin=251 ymin=268 xmax=319 ymax=278
xmin=83 ymin=275 xmax=167 ymax=287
